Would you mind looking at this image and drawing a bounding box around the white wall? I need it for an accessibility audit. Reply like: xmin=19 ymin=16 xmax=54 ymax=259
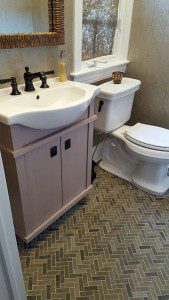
xmin=0 ymin=152 xmax=26 ymax=300
xmin=0 ymin=261 xmax=10 ymax=300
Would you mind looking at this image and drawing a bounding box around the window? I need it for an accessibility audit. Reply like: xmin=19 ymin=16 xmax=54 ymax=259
xmin=71 ymin=0 xmax=134 ymax=83
xmin=82 ymin=0 xmax=119 ymax=61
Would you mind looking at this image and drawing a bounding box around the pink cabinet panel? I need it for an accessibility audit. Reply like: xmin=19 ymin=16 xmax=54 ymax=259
xmin=24 ymin=138 xmax=62 ymax=234
xmin=61 ymin=125 xmax=88 ymax=205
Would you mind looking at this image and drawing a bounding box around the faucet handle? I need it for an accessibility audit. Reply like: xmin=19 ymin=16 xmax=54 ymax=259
xmin=25 ymin=66 xmax=30 ymax=73
xmin=40 ymin=72 xmax=49 ymax=89
xmin=10 ymin=77 xmax=21 ymax=96
xmin=0 ymin=77 xmax=21 ymax=95
xmin=40 ymin=70 xmax=55 ymax=89
xmin=0 ymin=78 xmax=12 ymax=84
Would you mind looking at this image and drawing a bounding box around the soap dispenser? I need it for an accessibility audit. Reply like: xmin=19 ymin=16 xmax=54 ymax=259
xmin=58 ymin=50 xmax=67 ymax=82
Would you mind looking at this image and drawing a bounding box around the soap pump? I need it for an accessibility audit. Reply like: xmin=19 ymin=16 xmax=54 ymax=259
xmin=58 ymin=50 xmax=67 ymax=82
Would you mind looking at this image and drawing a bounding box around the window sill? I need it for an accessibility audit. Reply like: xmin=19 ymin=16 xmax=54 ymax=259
xmin=70 ymin=59 xmax=129 ymax=83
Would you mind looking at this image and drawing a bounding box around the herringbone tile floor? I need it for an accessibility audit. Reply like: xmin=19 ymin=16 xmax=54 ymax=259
xmin=17 ymin=167 xmax=169 ymax=300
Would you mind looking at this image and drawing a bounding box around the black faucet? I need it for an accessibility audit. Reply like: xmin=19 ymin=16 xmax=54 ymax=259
xmin=0 ymin=77 xmax=21 ymax=95
xmin=24 ymin=67 xmax=55 ymax=92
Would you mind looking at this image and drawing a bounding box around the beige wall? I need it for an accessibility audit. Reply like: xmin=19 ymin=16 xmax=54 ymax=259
xmin=127 ymin=0 xmax=169 ymax=129
xmin=0 ymin=0 xmax=73 ymax=87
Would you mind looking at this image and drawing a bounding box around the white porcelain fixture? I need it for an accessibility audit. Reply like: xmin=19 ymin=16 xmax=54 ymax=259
xmin=0 ymin=78 xmax=100 ymax=129
xmin=95 ymin=78 xmax=169 ymax=196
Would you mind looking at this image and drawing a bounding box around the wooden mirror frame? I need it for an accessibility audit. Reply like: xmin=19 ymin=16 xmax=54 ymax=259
xmin=0 ymin=0 xmax=64 ymax=49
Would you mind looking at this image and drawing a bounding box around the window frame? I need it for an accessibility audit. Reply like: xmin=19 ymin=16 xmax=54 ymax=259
xmin=70 ymin=0 xmax=134 ymax=83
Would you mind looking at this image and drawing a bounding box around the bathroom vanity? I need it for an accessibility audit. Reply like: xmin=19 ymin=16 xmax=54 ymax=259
xmin=0 ymin=80 xmax=99 ymax=243
xmin=0 ymin=104 xmax=95 ymax=243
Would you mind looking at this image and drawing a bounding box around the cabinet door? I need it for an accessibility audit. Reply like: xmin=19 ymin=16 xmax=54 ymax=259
xmin=24 ymin=138 xmax=62 ymax=233
xmin=61 ymin=125 xmax=88 ymax=205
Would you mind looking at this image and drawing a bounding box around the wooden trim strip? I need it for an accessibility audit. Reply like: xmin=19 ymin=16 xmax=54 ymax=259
xmin=2 ymin=115 xmax=97 ymax=158
xmin=86 ymin=123 xmax=94 ymax=187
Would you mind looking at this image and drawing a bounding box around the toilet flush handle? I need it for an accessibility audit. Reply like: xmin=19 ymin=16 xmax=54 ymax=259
xmin=98 ymin=100 xmax=104 ymax=112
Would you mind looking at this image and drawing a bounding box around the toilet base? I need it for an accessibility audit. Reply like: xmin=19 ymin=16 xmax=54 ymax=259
xmin=132 ymin=162 xmax=169 ymax=196
xmin=99 ymin=160 xmax=132 ymax=183
xmin=99 ymin=136 xmax=138 ymax=183
xmin=99 ymin=136 xmax=169 ymax=196
xmin=100 ymin=160 xmax=169 ymax=196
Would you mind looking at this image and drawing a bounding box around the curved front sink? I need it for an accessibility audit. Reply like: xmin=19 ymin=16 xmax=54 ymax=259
xmin=0 ymin=79 xmax=100 ymax=129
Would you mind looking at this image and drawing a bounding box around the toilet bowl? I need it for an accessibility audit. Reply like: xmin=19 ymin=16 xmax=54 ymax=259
xmin=94 ymin=78 xmax=169 ymax=195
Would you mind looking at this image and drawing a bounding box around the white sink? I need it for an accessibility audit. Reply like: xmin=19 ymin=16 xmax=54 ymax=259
xmin=0 ymin=79 xmax=100 ymax=129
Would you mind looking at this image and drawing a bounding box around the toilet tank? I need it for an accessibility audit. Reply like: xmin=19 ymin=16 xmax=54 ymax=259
xmin=95 ymin=78 xmax=141 ymax=133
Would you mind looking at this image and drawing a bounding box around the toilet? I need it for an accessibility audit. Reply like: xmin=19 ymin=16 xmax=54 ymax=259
xmin=94 ymin=78 xmax=169 ymax=196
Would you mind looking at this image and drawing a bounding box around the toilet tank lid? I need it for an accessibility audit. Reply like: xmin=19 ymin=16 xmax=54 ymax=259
xmin=97 ymin=78 xmax=141 ymax=101
xmin=125 ymin=123 xmax=169 ymax=151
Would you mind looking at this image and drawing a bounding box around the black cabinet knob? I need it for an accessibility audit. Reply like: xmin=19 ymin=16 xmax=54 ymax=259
xmin=50 ymin=146 xmax=57 ymax=157
xmin=65 ymin=139 xmax=71 ymax=150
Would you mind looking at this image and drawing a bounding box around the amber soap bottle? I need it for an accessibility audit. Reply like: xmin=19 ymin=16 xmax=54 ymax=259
xmin=58 ymin=50 xmax=67 ymax=82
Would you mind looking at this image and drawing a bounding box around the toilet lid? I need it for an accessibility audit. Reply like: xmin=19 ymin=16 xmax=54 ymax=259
xmin=124 ymin=123 xmax=169 ymax=151
xmin=98 ymin=78 xmax=141 ymax=101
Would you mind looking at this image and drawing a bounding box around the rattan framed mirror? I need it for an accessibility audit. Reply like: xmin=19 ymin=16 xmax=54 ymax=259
xmin=0 ymin=0 xmax=64 ymax=49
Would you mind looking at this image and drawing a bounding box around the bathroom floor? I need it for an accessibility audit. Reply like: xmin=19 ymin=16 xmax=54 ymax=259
xmin=17 ymin=167 xmax=169 ymax=300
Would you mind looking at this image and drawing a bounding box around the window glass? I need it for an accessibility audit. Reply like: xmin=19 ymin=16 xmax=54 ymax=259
xmin=82 ymin=0 xmax=119 ymax=61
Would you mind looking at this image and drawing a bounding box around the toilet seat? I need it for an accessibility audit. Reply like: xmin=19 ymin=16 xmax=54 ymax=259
xmin=112 ymin=125 xmax=169 ymax=160
xmin=124 ymin=123 xmax=169 ymax=152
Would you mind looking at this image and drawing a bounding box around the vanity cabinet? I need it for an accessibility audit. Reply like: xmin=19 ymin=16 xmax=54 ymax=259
xmin=0 ymin=105 xmax=95 ymax=243
xmin=61 ymin=126 xmax=88 ymax=205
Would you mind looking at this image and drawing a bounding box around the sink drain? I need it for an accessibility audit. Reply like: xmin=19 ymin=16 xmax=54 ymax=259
xmin=36 ymin=95 xmax=40 ymax=100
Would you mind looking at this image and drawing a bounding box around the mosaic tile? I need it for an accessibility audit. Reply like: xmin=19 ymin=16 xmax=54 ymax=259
xmin=17 ymin=167 xmax=169 ymax=300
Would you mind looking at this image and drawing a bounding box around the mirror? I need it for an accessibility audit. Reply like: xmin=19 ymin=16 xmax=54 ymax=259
xmin=0 ymin=0 xmax=64 ymax=49
xmin=0 ymin=1 xmax=49 ymax=34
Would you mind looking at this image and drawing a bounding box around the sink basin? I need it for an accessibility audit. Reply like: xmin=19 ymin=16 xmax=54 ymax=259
xmin=0 ymin=79 xmax=100 ymax=129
